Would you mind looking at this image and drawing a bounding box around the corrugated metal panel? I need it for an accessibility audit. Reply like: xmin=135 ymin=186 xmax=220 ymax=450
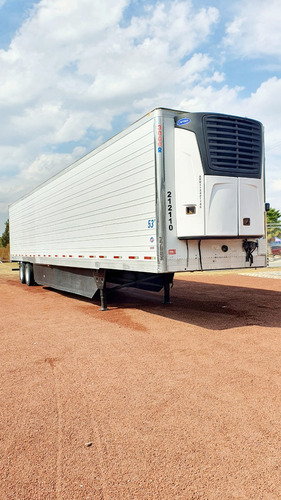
xmin=10 ymin=119 xmax=158 ymax=270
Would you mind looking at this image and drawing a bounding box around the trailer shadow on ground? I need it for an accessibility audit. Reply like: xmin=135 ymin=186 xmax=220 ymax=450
xmin=101 ymin=279 xmax=281 ymax=331
xmin=9 ymin=271 xmax=280 ymax=331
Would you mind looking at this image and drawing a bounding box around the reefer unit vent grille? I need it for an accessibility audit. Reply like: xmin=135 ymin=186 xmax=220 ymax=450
xmin=203 ymin=115 xmax=262 ymax=177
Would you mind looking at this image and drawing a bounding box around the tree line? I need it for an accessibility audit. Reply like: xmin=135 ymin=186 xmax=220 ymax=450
xmin=0 ymin=220 xmax=9 ymax=248
xmin=267 ymin=208 xmax=281 ymax=243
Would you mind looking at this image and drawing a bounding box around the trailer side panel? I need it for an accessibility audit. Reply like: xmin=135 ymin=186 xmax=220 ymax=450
xmin=10 ymin=118 xmax=158 ymax=273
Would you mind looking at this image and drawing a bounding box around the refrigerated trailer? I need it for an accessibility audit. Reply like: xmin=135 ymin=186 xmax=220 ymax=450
xmin=9 ymin=108 xmax=267 ymax=309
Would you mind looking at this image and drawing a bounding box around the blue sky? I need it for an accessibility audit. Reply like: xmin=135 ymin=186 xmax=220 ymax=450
xmin=1 ymin=0 xmax=281 ymax=234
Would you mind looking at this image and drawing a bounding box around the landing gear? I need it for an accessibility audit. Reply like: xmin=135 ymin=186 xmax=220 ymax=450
xmin=95 ymin=270 xmax=174 ymax=310
xmin=163 ymin=273 xmax=171 ymax=304
xmin=93 ymin=269 xmax=108 ymax=311
xmin=99 ymin=288 xmax=108 ymax=312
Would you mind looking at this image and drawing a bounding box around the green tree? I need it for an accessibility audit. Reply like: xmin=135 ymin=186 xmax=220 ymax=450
xmin=267 ymin=208 xmax=281 ymax=243
xmin=0 ymin=219 xmax=9 ymax=247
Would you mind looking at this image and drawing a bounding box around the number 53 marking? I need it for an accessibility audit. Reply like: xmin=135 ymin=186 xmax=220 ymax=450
xmin=148 ymin=219 xmax=155 ymax=229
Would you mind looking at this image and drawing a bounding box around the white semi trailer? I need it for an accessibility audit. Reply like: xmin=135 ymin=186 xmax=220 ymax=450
xmin=9 ymin=108 xmax=267 ymax=309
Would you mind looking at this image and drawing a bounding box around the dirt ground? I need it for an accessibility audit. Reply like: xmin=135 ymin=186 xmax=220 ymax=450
xmin=1 ymin=263 xmax=281 ymax=500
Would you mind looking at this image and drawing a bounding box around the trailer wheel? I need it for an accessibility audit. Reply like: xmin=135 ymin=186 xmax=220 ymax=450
xmin=19 ymin=263 xmax=26 ymax=284
xmin=25 ymin=263 xmax=34 ymax=286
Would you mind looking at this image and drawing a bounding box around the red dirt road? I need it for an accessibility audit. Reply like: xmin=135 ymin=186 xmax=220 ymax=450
xmin=1 ymin=264 xmax=281 ymax=500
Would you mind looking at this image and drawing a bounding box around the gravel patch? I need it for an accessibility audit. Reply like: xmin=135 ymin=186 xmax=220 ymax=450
xmin=240 ymin=270 xmax=281 ymax=279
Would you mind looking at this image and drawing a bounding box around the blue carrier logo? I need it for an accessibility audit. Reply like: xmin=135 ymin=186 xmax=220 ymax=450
xmin=177 ymin=118 xmax=191 ymax=126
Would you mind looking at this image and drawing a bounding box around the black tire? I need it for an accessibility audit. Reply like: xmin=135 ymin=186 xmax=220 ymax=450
xmin=19 ymin=263 xmax=26 ymax=284
xmin=25 ymin=263 xmax=34 ymax=286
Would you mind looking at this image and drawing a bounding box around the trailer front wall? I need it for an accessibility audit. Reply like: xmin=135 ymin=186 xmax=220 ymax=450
xmin=162 ymin=113 xmax=267 ymax=272
xmin=10 ymin=119 xmax=159 ymax=273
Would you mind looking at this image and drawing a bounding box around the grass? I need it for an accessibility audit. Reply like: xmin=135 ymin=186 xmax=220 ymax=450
xmin=0 ymin=245 xmax=10 ymax=262
xmin=0 ymin=262 xmax=16 ymax=276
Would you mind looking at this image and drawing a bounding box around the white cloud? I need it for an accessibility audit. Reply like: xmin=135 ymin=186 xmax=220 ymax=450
xmin=0 ymin=0 xmax=220 ymax=115
xmin=1 ymin=0 xmax=281 ymax=231
xmin=0 ymin=0 xmax=223 ymax=231
xmin=224 ymin=0 xmax=281 ymax=59
xmin=0 ymin=0 xmax=219 ymax=148
xmin=272 ymin=179 xmax=281 ymax=191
